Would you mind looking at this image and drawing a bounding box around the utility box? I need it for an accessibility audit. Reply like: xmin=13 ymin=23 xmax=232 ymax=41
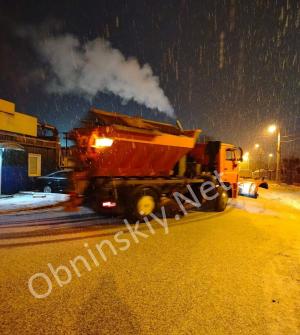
xmin=0 ymin=99 xmax=38 ymax=137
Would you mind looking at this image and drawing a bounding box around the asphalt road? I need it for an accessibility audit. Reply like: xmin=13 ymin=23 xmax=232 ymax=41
xmin=0 ymin=188 xmax=300 ymax=334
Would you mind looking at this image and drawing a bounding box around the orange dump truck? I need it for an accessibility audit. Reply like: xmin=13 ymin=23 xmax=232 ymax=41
xmin=69 ymin=109 xmax=243 ymax=219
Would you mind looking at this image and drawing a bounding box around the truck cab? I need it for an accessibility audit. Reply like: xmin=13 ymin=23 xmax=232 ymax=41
xmin=189 ymin=141 xmax=243 ymax=198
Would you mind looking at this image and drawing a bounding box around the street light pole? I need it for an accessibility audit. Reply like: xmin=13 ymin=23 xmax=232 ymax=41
xmin=276 ymin=128 xmax=281 ymax=183
xmin=268 ymin=153 xmax=274 ymax=177
xmin=268 ymin=124 xmax=281 ymax=183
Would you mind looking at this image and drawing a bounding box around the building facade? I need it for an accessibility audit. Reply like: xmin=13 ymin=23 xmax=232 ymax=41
xmin=0 ymin=99 xmax=60 ymax=194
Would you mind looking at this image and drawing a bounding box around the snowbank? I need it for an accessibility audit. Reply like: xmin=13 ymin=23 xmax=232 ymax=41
xmin=259 ymin=184 xmax=300 ymax=210
xmin=230 ymin=184 xmax=300 ymax=214
xmin=0 ymin=192 xmax=69 ymax=213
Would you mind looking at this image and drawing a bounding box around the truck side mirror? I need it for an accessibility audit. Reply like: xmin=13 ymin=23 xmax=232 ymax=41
xmin=237 ymin=147 xmax=243 ymax=162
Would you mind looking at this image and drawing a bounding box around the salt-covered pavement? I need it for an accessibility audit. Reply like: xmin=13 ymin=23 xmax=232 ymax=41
xmin=0 ymin=184 xmax=300 ymax=334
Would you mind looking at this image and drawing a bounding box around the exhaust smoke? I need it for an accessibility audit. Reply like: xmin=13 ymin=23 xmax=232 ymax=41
xmin=36 ymin=34 xmax=174 ymax=116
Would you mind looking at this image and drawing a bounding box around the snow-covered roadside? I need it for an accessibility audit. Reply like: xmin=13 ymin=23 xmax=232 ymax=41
xmin=259 ymin=184 xmax=300 ymax=210
xmin=0 ymin=192 xmax=69 ymax=214
xmin=229 ymin=183 xmax=300 ymax=214
xmin=229 ymin=183 xmax=300 ymax=333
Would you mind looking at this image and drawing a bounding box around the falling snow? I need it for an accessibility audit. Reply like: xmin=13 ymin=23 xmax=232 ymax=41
xmin=0 ymin=0 xmax=299 ymax=157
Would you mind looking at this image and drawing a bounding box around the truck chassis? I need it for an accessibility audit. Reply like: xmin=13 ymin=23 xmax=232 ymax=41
xmin=85 ymin=174 xmax=228 ymax=220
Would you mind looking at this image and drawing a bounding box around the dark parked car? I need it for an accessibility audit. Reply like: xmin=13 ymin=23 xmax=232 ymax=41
xmin=36 ymin=169 xmax=73 ymax=193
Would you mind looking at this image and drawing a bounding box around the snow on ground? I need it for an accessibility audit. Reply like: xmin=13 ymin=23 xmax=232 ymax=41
xmin=230 ymin=183 xmax=300 ymax=215
xmin=260 ymin=183 xmax=300 ymax=210
xmin=0 ymin=192 xmax=69 ymax=213
xmin=229 ymin=183 xmax=300 ymax=334
xmin=1 ymin=183 xmax=299 ymax=216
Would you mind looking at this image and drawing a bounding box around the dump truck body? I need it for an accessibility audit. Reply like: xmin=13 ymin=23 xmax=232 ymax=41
xmin=70 ymin=122 xmax=200 ymax=177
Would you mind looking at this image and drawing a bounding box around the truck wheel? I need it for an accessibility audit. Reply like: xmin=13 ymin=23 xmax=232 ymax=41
xmin=215 ymin=187 xmax=228 ymax=212
xmin=127 ymin=188 xmax=159 ymax=221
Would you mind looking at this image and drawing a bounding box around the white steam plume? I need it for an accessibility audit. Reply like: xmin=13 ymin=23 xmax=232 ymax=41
xmin=37 ymin=34 xmax=174 ymax=116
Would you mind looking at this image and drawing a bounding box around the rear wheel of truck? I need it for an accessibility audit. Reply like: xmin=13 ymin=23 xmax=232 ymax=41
xmin=215 ymin=187 xmax=228 ymax=212
xmin=127 ymin=188 xmax=159 ymax=221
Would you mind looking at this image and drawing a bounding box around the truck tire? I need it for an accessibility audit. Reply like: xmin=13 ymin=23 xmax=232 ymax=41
xmin=192 ymin=177 xmax=218 ymax=211
xmin=126 ymin=187 xmax=159 ymax=221
xmin=215 ymin=187 xmax=228 ymax=212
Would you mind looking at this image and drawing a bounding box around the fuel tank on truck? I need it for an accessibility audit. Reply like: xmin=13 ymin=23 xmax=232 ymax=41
xmin=69 ymin=109 xmax=201 ymax=177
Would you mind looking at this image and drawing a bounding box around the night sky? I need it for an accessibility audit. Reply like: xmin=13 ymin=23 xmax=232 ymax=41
xmin=0 ymin=0 xmax=299 ymax=157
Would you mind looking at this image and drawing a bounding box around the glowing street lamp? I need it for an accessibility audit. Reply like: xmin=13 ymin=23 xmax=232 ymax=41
xmin=254 ymin=143 xmax=260 ymax=149
xmin=268 ymin=124 xmax=277 ymax=134
xmin=242 ymin=151 xmax=250 ymax=170
xmin=267 ymin=124 xmax=281 ymax=182
xmin=243 ymin=151 xmax=249 ymax=162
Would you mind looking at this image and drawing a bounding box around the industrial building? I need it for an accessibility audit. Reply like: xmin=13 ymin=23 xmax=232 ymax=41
xmin=0 ymin=99 xmax=60 ymax=194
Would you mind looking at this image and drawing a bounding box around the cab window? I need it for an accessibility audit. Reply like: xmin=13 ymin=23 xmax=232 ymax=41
xmin=226 ymin=149 xmax=235 ymax=161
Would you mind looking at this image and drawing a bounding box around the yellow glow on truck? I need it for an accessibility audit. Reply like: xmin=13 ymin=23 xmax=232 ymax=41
xmin=93 ymin=137 xmax=114 ymax=148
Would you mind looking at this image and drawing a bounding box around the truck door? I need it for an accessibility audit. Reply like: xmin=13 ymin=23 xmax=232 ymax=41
xmin=224 ymin=148 xmax=238 ymax=181
xmin=219 ymin=145 xmax=240 ymax=184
